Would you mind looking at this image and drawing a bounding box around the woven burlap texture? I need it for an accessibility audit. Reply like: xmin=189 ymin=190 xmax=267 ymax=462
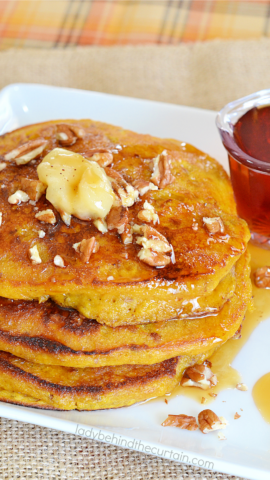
xmin=0 ymin=417 xmax=245 ymax=480
xmin=0 ymin=40 xmax=262 ymax=479
xmin=0 ymin=39 xmax=270 ymax=110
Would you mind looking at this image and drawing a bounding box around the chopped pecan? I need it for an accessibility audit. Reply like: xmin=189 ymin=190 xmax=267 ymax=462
xmin=198 ymin=409 xmax=227 ymax=434
xmin=93 ymin=218 xmax=108 ymax=233
xmin=54 ymin=255 xmax=65 ymax=268
xmin=254 ymin=266 xmax=270 ymax=288
xmin=162 ymin=414 xmax=198 ymax=431
xmin=107 ymin=206 xmax=128 ymax=234
xmin=56 ymin=124 xmax=77 ymax=146
xmin=121 ymin=224 xmax=133 ymax=245
xmin=138 ymin=200 xmax=159 ymax=225
xmin=138 ymin=248 xmax=171 ymax=267
xmin=234 ymin=412 xmax=241 ymax=419
xmin=201 ymin=397 xmax=206 ymax=404
xmin=134 ymin=225 xmax=171 ymax=252
xmin=133 ymin=179 xmax=158 ymax=196
xmin=105 ymin=167 xmax=138 ymax=207
xmin=35 ymin=209 xmax=56 ymax=224
xmin=203 ymin=217 xmax=224 ymax=234
xmin=29 ymin=245 xmax=42 ymax=265
xmin=68 ymin=125 xmax=86 ymax=139
xmin=8 ymin=190 xmax=29 ymax=205
xmin=236 ymin=383 xmax=248 ymax=391
xmin=59 ymin=210 xmax=71 ymax=226
xmin=0 ymin=162 xmax=7 ymax=171
xmin=73 ymin=237 xmax=99 ymax=263
xmin=133 ymin=224 xmax=173 ymax=267
xmin=150 ymin=150 xmax=175 ymax=189
xmin=4 ymin=139 xmax=47 ymax=165
xmin=90 ymin=151 xmax=113 ymax=167
xmin=181 ymin=361 xmax=218 ymax=390
xmin=20 ymin=178 xmax=46 ymax=202
xmin=38 ymin=230 xmax=45 ymax=238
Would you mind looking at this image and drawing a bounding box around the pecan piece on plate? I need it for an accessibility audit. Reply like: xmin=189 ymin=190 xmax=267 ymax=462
xmin=162 ymin=414 xmax=198 ymax=431
xmin=180 ymin=360 xmax=217 ymax=390
xmin=198 ymin=409 xmax=227 ymax=434
xmin=254 ymin=266 xmax=270 ymax=288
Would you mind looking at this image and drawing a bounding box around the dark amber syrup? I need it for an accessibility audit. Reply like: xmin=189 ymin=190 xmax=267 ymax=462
xmin=230 ymin=106 xmax=270 ymax=238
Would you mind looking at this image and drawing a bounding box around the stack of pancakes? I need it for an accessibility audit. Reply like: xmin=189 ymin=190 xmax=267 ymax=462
xmin=0 ymin=120 xmax=251 ymax=411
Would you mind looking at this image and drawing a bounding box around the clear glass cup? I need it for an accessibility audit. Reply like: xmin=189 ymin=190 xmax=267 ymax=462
xmin=216 ymin=89 xmax=270 ymax=249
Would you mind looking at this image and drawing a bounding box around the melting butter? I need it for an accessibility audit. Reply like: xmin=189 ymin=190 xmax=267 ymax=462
xmin=37 ymin=148 xmax=114 ymax=220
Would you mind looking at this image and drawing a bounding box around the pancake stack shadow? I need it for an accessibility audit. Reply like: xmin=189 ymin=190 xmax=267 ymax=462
xmin=0 ymin=120 xmax=252 ymax=410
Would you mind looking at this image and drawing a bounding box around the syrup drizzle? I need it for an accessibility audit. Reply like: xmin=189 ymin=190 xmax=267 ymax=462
xmin=146 ymin=243 xmax=270 ymax=406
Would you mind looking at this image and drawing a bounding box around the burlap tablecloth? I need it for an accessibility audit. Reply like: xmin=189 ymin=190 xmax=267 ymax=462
xmin=1 ymin=39 xmax=268 ymax=479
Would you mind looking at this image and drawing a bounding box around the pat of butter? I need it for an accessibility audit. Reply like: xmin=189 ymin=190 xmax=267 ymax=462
xmin=37 ymin=148 xmax=114 ymax=220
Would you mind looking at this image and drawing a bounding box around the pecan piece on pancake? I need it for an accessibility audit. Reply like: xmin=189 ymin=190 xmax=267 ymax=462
xmin=35 ymin=209 xmax=56 ymax=224
xmin=198 ymin=409 xmax=227 ymax=434
xmin=59 ymin=210 xmax=71 ymax=227
xmin=181 ymin=360 xmax=217 ymax=389
xmin=56 ymin=124 xmax=77 ymax=146
xmin=73 ymin=237 xmax=99 ymax=263
xmin=20 ymin=178 xmax=46 ymax=202
xmin=90 ymin=151 xmax=114 ymax=167
xmin=138 ymin=248 xmax=171 ymax=267
xmin=54 ymin=255 xmax=65 ymax=268
xmin=0 ymin=162 xmax=7 ymax=171
xmin=151 ymin=150 xmax=175 ymax=189
xmin=6 ymin=140 xmax=47 ymax=165
xmin=93 ymin=218 xmax=108 ymax=233
xmin=28 ymin=245 xmax=42 ymax=265
xmin=132 ymin=179 xmax=158 ymax=196
xmin=203 ymin=217 xmax=224 ymax=234
xmin=8 ymin=190 xmax=29 ymax=205
xmin=254 ymin=266 xmax=270 ymax=288
xmin=138 ymin=200 xmax=159 ymax=225
xmin=107 ymin=206 xmax=128 ymax=234
xmin=4 ymin=139 xmax=47 ymax=165
xmin=121 ymin=224 xmax=133 ymax=245
xmin=162 ymin=414 xmax=198 ymax=431
xmin=105 ymin=167 xmax=138 ymax=207
xmin=133 ymin=224 xmax=173 ymax=267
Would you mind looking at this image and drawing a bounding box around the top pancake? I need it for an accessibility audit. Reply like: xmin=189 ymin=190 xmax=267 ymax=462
xmin=0 ymin=120 xmax=250 ymax=325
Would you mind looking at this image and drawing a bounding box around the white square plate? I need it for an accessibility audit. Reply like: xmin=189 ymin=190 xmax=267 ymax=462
xmin=0 ymin=84 xmax=269 ymax=480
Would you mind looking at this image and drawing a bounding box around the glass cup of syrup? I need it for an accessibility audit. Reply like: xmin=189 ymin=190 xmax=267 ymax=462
xmin=216 ymin=89 xmax=270 ymax=249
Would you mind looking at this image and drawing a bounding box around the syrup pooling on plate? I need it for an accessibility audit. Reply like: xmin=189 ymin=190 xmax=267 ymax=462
xmin=155 ymin=244 xmax=270 ymax=405
xmin=252 ymin=373 xmax=270 ymax=423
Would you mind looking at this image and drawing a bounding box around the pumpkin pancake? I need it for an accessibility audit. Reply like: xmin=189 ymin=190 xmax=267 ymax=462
xmin=0 ymin=120 xmax=250 ymax=326
xmin=0 ymin=251 xmax=251 ymax=368
xmin=0 ymin=348 xmax=219 ymax=411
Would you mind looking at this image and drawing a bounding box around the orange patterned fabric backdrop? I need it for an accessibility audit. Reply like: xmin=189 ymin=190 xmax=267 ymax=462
xmin=0 ymin=0 xmax=269 ymax=48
